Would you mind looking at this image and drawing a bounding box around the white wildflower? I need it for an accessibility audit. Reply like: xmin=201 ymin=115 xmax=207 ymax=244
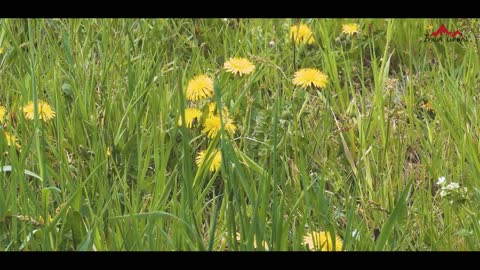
xmin=436 ymin=176 xmax=446 ymax=185
xmin=445 ymin=182 xmax=460 ymax=190
xmin=352 ymin=229 xmax=360 ymax=240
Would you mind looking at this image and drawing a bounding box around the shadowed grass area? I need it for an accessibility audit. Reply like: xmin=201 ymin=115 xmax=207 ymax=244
xmin=0 ymin=18 xmax=479 ymax=251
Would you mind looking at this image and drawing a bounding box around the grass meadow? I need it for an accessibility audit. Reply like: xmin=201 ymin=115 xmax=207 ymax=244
xmin=1 ymin=18 xmax=480 ymax=251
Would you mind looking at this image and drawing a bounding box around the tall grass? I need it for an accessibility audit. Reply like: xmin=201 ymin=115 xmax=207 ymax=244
xmin=0 ymin=18 xmax=479 ymax=251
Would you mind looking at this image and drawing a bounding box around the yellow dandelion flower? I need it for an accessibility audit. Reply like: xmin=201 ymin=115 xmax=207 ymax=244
xmin=293 ymin=68 xmax=328 ymax=89
xmin=202 ymin=115 xmax=236 ymax=139
xmin=207 ymin=102 xmax=229 ymax=118
xmin=425 ymin=25 xmax=433 ymax=31
xmin=178 ymin=107 xmax=202 ymax=128
xmin=0 ymin=106 xmax=6 ymax=122
xmin=4 ymin=132 xmax=21 ymax=149
xmin=290 ymin=24 xmax=315 ymax=45
xmin=23 ymin=100 xmax=56 ymax=122
xmin=224 ymin=57 xmax=255 ymax=76
xmin=106 ymin=147 xmax=112 ymax=157
xmin=208 ymin=102 xmax=216 ymax=116
xmin=304 ymin=231 xmax=343 ymax=251
xmin=196 ymin=149 xmax=222 ymax=172
xmin=342 ymin=23 xmax=360 ymax=36
xmin=0 ymin=47 xmax=4 ymax=55
xmin=186 ymin=75 xmax=214 ymax=101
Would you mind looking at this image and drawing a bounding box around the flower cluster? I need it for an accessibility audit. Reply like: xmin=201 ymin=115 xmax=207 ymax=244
xmin=1 ymin=100 xmax=55 ymax=151
xmin=436 ymin=176 xmax=469 ymax=205
xmin=182 ymin=23 xmax=367 ymax=173
xmin=180 ymin=57 xmax=256 ymax=173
